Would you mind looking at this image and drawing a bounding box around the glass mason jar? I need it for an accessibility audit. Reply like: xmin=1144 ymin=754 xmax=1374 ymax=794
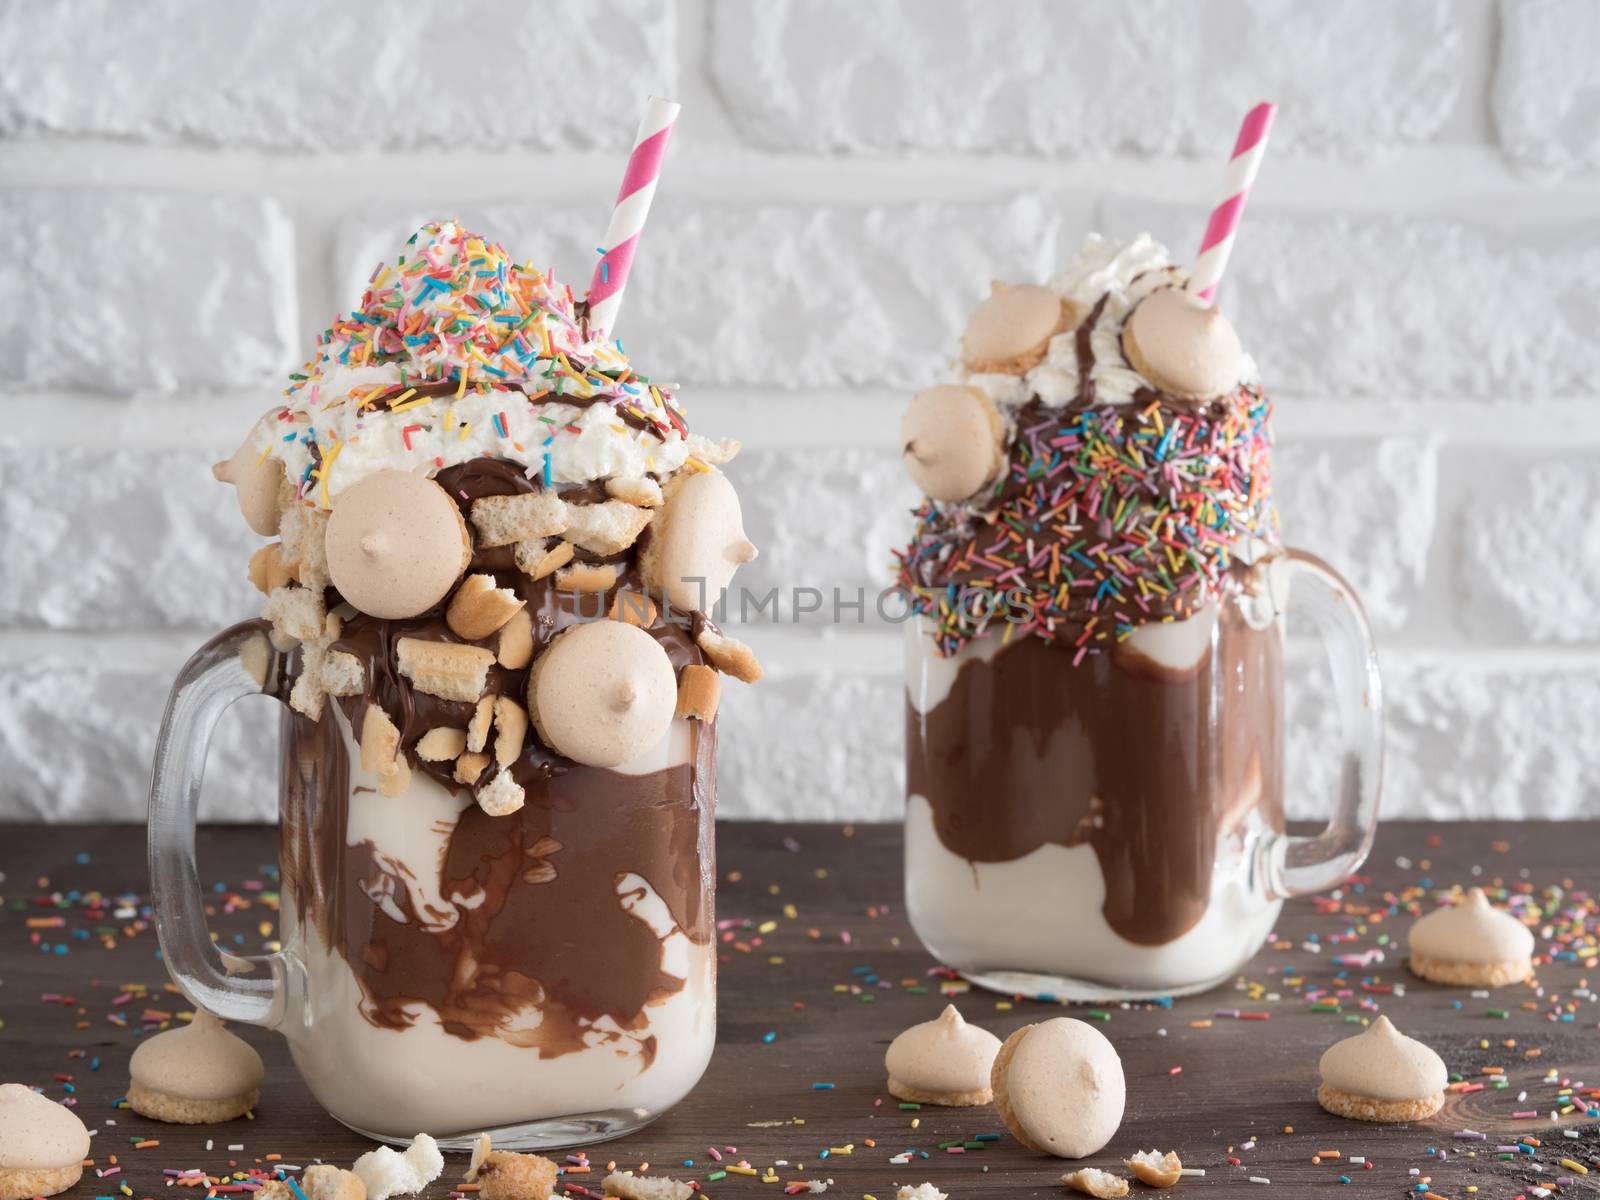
xmin=148 ymin=620 xmax=716 ymax=1149
xmin=904 ymin=549 xmax=1382 ymax=1001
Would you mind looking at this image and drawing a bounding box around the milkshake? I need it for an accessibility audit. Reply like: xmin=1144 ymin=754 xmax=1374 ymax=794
xmin=895 ymin=234 xmax=1377 ymax=999
xmin=213 ymin=221 xmax=761 ymax=1143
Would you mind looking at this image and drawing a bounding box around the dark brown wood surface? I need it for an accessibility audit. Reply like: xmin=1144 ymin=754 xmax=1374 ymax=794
xmin=2 ymin=821 xmax=1597 ymax=1200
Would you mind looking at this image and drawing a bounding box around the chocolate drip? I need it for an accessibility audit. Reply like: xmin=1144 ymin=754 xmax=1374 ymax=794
xmin=280 ymin=707 xmax=714 ymax=1058
xmin=285 ymin=457 xmax=713 ymax=1054
xmin=356 ymin=377 xmax=685 ymax=439
xmin=906 ymin=602 xmax=1283 ymax=946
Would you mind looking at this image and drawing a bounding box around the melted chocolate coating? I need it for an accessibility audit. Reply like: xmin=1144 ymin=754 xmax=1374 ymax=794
xmin=907 ymin=600 xmax=1283 ymax=946
xmin=282 ymin=458 xmax=713 ymax=1055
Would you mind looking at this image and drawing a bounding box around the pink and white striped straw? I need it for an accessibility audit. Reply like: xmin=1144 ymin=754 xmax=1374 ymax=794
xmin=1186 ymin=102 xmax=1277 ymax=304
xmin=586 ymin=95 xmax=681 ymax=339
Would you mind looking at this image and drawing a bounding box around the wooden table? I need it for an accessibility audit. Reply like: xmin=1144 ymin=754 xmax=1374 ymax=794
xmin=2 ymin=821 xmax=1597 ymax=1200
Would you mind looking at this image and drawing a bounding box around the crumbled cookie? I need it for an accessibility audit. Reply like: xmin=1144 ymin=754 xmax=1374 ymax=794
xmin=446 ymin=574 xmax=526 ymax=640
xmin=464 ymin=1134 xmax=557 ymax=1200
xmin=696 ymin=627 xmax=764 ymax=683
xmin=497 ymin=609 xmax=534 ymax=669
xmin=513 ymin=537 xmax=574 ymax=581
xmin=675 ymin=664 xmax=722 ymax=721
xmin=609 ymin=589 xmax=658 ymax=628
xmin=1062 ymin=1168 xmax=1129 ymax=1198
xmin=1125 ymin=1151 xmax=1182 ymax=1189
xmin=554 ymin=562 xmax=620 ymax=593
xmin=415 ymin=727 xmax=467 ymax=762
xmin=602 ymin=1171 xmax=694 ymax=1200
xmin=455 ymin=751 xmax=490 ymax=786
xmin=471 ymin=492 xmax=568 ymax=548
xmin=466 ymin=694 xmax=495 ymax=753
xmin=493 ymin=696 xmax=529 ymax=766
xmin=477 ymin=769 xmax=526 ymax=817
xmin=562 ymin=500 xmax=654 ymax=556
xmin=264 ymin=584 xmax=325 ymax=644
xmin=395 ymin=638 xmax=495 ymax=703
xmin=606 ymin=476 xmax=664 ymax=508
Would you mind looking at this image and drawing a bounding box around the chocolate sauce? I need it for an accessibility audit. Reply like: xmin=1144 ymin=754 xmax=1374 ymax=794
xmin=906 ymin=601 xmax=1283 ymax=946
xmin=283 ymin=458 xmax=714 ymax=1053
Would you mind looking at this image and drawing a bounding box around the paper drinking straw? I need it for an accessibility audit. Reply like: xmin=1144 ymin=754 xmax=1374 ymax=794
xmin=1187 ymin=102 xmax=1277 ymax=304
xmin=586 ymin=95 xmax=681 ymax=339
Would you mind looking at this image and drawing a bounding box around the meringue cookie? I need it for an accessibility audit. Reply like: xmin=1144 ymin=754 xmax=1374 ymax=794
xmin=128 ymin=1009 xmax=265 ymax=1124
xmin=325 ymin=469 xmax=471 ymax=619
xmin=638 ymin=470 xmax=757 ymax=615
xmin=884 ymin=1004 xmax=1002 ymax=1106
xmin=901 ymin=384 xmax=1004 ymax=502
xmin=1121 ymin=287 xmax=1243 ymax=401
xmin=962 ymin=282 xmax=1074 ymax=374
xmin=528 ymin=621 xmax=677 ymax=768
xmin=0 ymin=1084 xmax=90 ymax=1200
xmin=214 ymin=411 xmax=288 ymax=537
xmin=1317 ymin=1015 xmax=1446 ymax=1123
xmin=1408 ymin=887 xmax=1535 ymax=988
xmin=990 ymin=1017 xmax=1125 ymax=1158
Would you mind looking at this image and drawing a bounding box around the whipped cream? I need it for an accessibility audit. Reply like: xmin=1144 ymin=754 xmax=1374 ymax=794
xmin=265 ymin=221 xmax=697 ymax=506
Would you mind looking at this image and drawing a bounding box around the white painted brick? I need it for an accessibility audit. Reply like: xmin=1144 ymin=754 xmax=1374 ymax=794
xmin=1452 ymin=451 xmax=1600 ymax=642
xmin=1107 ymin=197 xmax=1600 ymax=400
xmin=0 ymin=653 xmax=278 ymax=822
xmin=0 ymin=1 xmax=673 ymax=152
xmin=0 ymin=190 xmax=295 ymax=392
xmin=1288 ymin=655 xmax=1600 ymax=820
xmin=710 ymin=0 xmax=1462 ymax=156
xmin=717 ymin=658 xmax=903 ymax=821
xmin=335 ymin=195 xmax=1073 ymax=389
xmin=1493 ymin=0 xmax=1600 ymax=177
xmin=0 ymin=445 xmax=262 ymax=629
xmin=1274 ymin=436 xmax=1437 ymax=635
xmin=730 ymin=448 xmax=918 ymax=625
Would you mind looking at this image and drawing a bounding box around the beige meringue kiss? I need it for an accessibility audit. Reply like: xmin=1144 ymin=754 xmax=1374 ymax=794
xmin=1121 ymin=287 xmax=1244 ymax=401
xmin=885 ymin=1005 xmax=1002 ymax=1107
xmin=0 ymin=1083 xmax=90 ymax=1200
xmin=127 ymin=1009 xmax=264 ymax=1124
xmin=962 ymin=282 xmax=1069 ymax=374
xmin=212 ymin=411 xmax=288 ymax=536
xmin=528 ymin=620 xmax=678 ymax=768
xmin=990 ymin=1018 xmax=1125 ymax=1159
xmin=1408 ymin=887 xmax=1536 ymax=987
xmin=901 ymin=384 xmax=1004 ymax=502
xmin=639 ymin=470 xmax=758 ymax=615
xmin=325 ymin=470 xmax=471 ymax=619
xmin=1317 ymin=1015 xmax=1447 ymax=1123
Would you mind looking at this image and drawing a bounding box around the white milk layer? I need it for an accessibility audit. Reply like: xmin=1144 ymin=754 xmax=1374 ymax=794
xmin=903 ymin=794 xmax=1280 ymax=991
xmin=903 ymin=610 xmax=1281 ymax=992
xmin=278 ymin=712 xmax=714 ymax=1139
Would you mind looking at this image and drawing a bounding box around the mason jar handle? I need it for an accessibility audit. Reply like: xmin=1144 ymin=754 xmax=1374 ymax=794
xmin=147 ymin=619 xmax=290 ymax=1027
xmin=1259 ymin=549 xmax=1384 ymax=900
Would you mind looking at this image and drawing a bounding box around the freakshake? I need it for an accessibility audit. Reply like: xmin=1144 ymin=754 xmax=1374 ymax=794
xmin=213 ymin=220 xmax=760 ymax=1141
xmin=895 ymin=233 xmax=1284 ymax=995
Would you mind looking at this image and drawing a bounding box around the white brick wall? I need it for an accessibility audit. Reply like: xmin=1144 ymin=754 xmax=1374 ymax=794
xmin=3 ymin=0 xmax=1599 ymax=823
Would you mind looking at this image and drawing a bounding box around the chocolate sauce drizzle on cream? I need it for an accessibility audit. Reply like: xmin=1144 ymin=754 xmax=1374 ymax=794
xmin=279 ymin=458 xmax=713 ymax=1058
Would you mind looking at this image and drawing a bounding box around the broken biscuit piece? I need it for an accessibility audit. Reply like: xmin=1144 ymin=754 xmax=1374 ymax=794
xmin=395 ymin=637 xmax=495 ymax=703
xmin=561 ymin=500 xmax=654 ymax=556
xmin=247 ymin=542 xmax=296 ymax=595
xmin=257 ymin=1165 xmax=365 ymax=1200
xmin=493 ymin=696 xmax=529 ymax=767
xmin=1124 ymin=1151 xmax=1183 ymax=1189
xmin=606 ymin=476 xmax=663 ymax=508
xmin=359 ymin=705 xmax=403 ymax=777
xmin=675 ymin=664 xmax=722 ymax=721
xmin=498 ymin=608 xmax=534 ymax=669
xmin=264 ymin=584 xmax=325 ymax=644
xmin=446 ymin=574 xmax=526 ymax=641
xmin=513 ymin=537 xmax=574 ymax=582
xmin=320 ymin=650 xmax=365 ymax=697
xmin=476 ymin=768 xmax=526 ymax=817
xmin=602 ymin=1172 xmax=695 ymax=1200
xmin=609 ymin=589 xmax=658 ymax=628
xmin=455 ymin=751 xmax=490 ymax=786
xmin=470 ymin=492 xmax=568 ymax=548
xmin=1061 ymin=1168 xmax=1129 ymax=1199
xmin=695 ymin=628 xmax=764 ymax=683
xmin=466 ymin=694 xmax=495 ymax=754
xmin=415 ymin=727 xmax=468 ymax=762
xmin=464 ymin=1134 xmax=557 ymax=1200
xmin=685 ymin=434 xmax=741 ymax=466
xmin=554 ymin=562 xmax=619 ymax=594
